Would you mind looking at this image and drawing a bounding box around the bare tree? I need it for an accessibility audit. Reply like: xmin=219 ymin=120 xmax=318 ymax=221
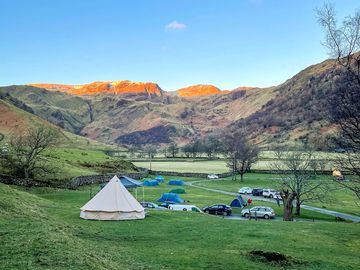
xmin=224 ymin=131 xmax=259 ymax=181
xmin=317 ymin=3 xmax=360 ymax=199
xmin=274 ymin=150 xmax=328 ymax=218
xmin=144 ymin=145 xmax=157 ymax=159
xmin=168 ymin=143 xmax=178 ymax=158
xmin=280 ymin=189 xmax=297 ymax=221
xmin=0 ymin=126 xmax=59 ymax=179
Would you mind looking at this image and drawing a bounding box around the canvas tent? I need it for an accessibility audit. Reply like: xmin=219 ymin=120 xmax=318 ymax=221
xmin=80 ymin=175 xmax=145 ymax=221
xmin=157 ymin=193 xmax=184 ymax=203
xmin=168 ymin=179 xmax=184 ymax=186
xmin=230 ymin=195 xmax=247 ymax=208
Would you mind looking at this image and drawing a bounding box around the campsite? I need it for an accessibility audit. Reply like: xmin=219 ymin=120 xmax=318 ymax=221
xmin=1 ymin=1 xmax=360 ymax=269
xmin=1 ymin=174 xmax=359 ymax=269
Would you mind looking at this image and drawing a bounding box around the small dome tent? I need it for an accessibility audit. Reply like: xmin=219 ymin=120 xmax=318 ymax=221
xmin=80 ymin=176 xmax=145 ymax=221
xmin=143 ymin=180 xmax=159 ymax=186
xmin=155 ymin=175 xmax=165 ymax=182
xmin=168 ymin=179 xmax=184 ymax=186
xmin=157 ymin=193 xmax=184 ymax=203
xmin=230 ymin=195 xmax=247 ymax=208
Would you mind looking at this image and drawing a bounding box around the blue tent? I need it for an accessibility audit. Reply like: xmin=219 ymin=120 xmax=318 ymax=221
xmin=119 ymin=176 xmax=143 ymax=188
xmin=143 ymin=180 xmax=159 ymax=186
xmin=157 ymin=193 xmax=184 ymax=203
xmin=155 ymin=175 xmax=165 ymax=182
xmin=100 ymin=175 xmax=142 ymax=189
xmin=168 ymin=179 xmax=184 ymax=186
xmin=230 ymin=195 xmax=247 ymax=208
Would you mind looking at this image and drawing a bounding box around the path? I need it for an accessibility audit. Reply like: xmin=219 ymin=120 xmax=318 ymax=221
xmin=186 ymin=180 xmax=360 ymax=222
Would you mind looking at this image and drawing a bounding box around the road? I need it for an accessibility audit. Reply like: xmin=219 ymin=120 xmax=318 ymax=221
xmin=187 ymin=180 xmax=360 ymax=222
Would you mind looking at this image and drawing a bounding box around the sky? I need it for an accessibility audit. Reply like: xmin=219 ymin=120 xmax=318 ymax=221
xmin=1 ymin=0 xmax=359 ymax=91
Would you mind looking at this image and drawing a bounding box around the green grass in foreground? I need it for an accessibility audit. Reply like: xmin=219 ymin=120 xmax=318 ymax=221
xmin=1 ymin=183 xmax=359 ymax=270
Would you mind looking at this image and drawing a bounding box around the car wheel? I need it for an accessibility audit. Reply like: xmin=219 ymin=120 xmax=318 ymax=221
xmin=264 ymin=214 xmax=270 ymax=219
xmin=183 ymin=208 xmax=187 ymax=211
xmin=269 ymin=195 xmax=273 ymax=198
xmin=244 ymin=213 xmax=249 ymax=218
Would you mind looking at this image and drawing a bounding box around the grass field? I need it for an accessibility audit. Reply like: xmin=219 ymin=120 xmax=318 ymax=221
xmin=133 ymin=158 xmax=334 ymax=173
xmin=134 ymin=160 xmax=229 ymax=173
xmin=1 ymin=180 xmax=359 ymax=270
xmin=194 ymin=173 xmax=360 ymax=217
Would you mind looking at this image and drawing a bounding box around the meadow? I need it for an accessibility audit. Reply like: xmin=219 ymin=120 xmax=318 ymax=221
xmin=132 ymin=150 xmax=339 ymax=173
xmin=1 ymin=178 xmax=359 ymax=270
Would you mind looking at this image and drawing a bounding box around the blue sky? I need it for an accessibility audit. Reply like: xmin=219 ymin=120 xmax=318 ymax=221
xmin=1 ymin=0 xmax=359 ymax=91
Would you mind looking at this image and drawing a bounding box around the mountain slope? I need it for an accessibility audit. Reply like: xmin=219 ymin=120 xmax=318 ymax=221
xmin=176 ymin=84 xmax=222 ymax=97
xmin=0 ymin=57 xmax=347 ymax=147
xmin=0 ymin=98 xmax=113 ymax=150
xmin=29 ymin=80 xmax=164 ymax=96
xmin=231 ymin=59 xmax=341 ymax=147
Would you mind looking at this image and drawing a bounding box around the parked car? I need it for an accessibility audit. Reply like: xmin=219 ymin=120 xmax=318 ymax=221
xmin=262 ymin=189 xmax=280 ymax=199
xmin=158 ymin=202 xmax=176 ymax=208
xmin=202 ymin=204 xmax=232 ymax=216
xmin=238 ymin=187 xmax=253 ymax=194
xmin=169 ymin=204 xmax=202 ymax=213
xmin=241 ymin=206 xmax=275 ymax=219
xmin=207 ymin=174 xmax=219 ymax=179
xmin=252 ymin=188 xmax=263 ymax=196
xmin=140 ymin=202 xmax=160 ymax=209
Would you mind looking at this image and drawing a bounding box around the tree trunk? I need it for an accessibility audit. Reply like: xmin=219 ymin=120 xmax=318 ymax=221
xmin=240 ymin=173 xmax=244 ymax=182
xmin=281 ymin=190 xmax=296 ymax=221
xmin=24 ymin=168 xmax=29 ymax=179
xmin=295 ymin=197 xmax=301 ymax=216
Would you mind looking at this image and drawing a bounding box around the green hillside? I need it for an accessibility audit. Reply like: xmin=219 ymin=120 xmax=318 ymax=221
xmin=0 ymin=99 xmax=134 ymax=181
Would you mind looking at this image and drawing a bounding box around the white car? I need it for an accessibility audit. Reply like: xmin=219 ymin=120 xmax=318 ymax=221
xmin=263 ymin=189 xmax=281 ymax=199
xmin=238 ymin=187 xmax=253 ymax=194
xmin=169 ymin=204 xmax=202 ymax=213
xmin=140 ymin=202 xmax=161 ymax=209
xmin=241 ymin=206 xmax=275 ymax=219
xmin=207 ymin=174 xmax=219 ymax=179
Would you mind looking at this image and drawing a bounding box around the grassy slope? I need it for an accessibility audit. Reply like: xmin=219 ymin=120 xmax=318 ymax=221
xmin=1 ymin=183 xmax=359 ymax=270
xmin=0 ymin=99 xmax=135 ymax=180
xmin=0 ymin=98 xmax=115 ymax=150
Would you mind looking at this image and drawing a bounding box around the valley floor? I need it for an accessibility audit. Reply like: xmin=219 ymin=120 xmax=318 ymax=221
xmin=1 ymin=175 xmax=359 ymax=270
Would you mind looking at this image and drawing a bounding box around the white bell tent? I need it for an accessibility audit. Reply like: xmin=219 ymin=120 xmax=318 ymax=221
xmin=80 ymin=175 xmax=145 ymax=221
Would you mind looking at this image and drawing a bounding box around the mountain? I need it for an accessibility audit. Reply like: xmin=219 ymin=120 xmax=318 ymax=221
xmin=176 ymin=84 xmax=222 ymax=97
xmin=0 ymin=57 xmax=348 ymax=148
xmin=29 ymin=80 xmax=164 ymax=97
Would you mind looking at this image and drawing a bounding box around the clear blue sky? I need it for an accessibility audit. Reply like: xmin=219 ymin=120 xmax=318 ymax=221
xmin=1 ymin=0 xmax=359 ymax=91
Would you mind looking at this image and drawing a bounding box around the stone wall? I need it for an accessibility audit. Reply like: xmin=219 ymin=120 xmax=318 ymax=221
xmin=0 ymin=173 xmax=68 ymax=188
xmin=0 ymin=172 xmax=147 ymax=189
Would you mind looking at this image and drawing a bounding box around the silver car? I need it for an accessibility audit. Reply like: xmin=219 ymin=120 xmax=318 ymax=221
xmin=241 ymin=206 xmax=275 ymax=219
